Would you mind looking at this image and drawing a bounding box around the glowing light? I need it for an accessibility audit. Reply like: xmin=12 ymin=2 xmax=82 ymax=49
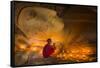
xmin=56 ymin=43 xmax=96 ymax=62
xmin=19 ymin=44 xmax=26 ymax=50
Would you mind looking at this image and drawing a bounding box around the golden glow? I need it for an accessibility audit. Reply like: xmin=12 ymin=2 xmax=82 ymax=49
xmin=15 ymin=30 xmax=96 ymax=62
xmin=15 ymin=28 xmax=96 ymax=63
xmin=56 ymin=43 xmax=96 ymax=62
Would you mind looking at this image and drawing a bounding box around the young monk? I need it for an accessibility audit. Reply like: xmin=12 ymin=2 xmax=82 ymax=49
xmin=43 ymin=38 xmax=56 ymax=58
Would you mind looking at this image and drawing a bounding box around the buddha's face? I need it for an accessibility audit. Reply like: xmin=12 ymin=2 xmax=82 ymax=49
xmin=18 ymin=7 xmax=64 ymax=38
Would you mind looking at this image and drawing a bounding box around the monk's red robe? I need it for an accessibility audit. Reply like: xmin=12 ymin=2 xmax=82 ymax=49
xmin=43 ymin=44 xmax=55 ymax=58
